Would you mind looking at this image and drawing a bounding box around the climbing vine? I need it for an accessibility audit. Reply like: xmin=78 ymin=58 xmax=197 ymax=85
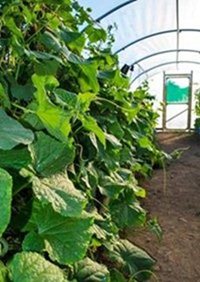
xmin=0 ymin=0 xmax=166 ymax=281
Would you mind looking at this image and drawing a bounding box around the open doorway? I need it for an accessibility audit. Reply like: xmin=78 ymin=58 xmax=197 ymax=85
xmin=162 ymin=72 xmax=193 ymax=131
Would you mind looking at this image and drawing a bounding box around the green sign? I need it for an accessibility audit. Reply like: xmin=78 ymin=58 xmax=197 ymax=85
xmin=166 ymin=78 xmax=190 ymax=104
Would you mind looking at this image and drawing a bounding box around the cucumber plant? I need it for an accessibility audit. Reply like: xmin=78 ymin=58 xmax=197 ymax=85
xmin=0 ymin=0 xmax=166 ymax=281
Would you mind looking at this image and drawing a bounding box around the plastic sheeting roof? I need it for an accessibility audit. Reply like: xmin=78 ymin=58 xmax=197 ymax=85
xmin=78 ymin=0 xmax=200 ymax=88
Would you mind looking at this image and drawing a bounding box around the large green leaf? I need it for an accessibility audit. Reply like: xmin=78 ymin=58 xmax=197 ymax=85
xmin=54 ymin=90 xmax=96 ymax=116
xmin=40 ymin=31 xmax=61 ymax=53
xmin=32 ymin=173 xmax=87 ymax=217
xmin=109 ymin=239 xmax=155 ymax=281
xmin=22 ymin=102 xmax=44 ymax=131
xmin=30 ymin=132 xmax=75 ymax=177
xmin=98 ymin=182 xmax=124 ymax=199
xmin=0 ymin=168 xmax=12 ymax=236
xmin=11 ymin=83 xmax=34 ymax=101
xmin=41 ymin=31 xmax=99 ymax=93
xmin=98 ymin=70 xmax=116 ymax=81
xmin=98 ymin=172 xmax=126 ymax=199
xmin=34 ymin=60 xmax=60 ymax=76
xmin=0 ymin=147 xmax=31 ymax=169
xmin=107 ymin=118 xmax=124 ymax=140
xmin=9 ymin=252 xmax=68 ymax=282
xmin=25 ymin=50 xmax=63 ymax=64
xmin=53 ymin=89 xmax=77 ymax=109
xmin=98 ymin=143 xmax=120 ymax=171
xmin=85 ymin=25 xmax=107 ymax=43
xmin=33 ymin=74 xmax=59 ymax=92
xmin=81 ymin=116 xmax=105 ymax=146
xmin=22 ymin=232 xmax=45 ymax=252
xmin=79 ymin=63 xmax=99 ymax=93
xmin=110 ymin=192 xmax=146 ymax=229
xmin=36 ymin=100 xmax=71 ymax=141
xmin=59 ymin=29 xmax=83 ymax=43
xmin=23 ymin=202 xmax=93 ymax=264
xmin=0 ymin=109 xmax=34 ymax=150
xmin=59 ymin=29 xmax=86 ymax=53
xmin=138 ymin=137 xmax=153 ymax=151
xmin=32 ymin=74 xmax=59 ymax=105
xmin=61 ymin=44 xmax=99 ymax=93
xmin=74 ymin=258 xmax=110 ymax=282
xmin=77 ymin=92 xmax=96 ymax=113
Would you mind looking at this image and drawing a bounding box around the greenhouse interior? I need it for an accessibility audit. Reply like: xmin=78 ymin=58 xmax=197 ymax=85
xmin=79 ymin=0 xmax=200 ymax=131
xmin=0 ymin=1 xmax=199 ymax=281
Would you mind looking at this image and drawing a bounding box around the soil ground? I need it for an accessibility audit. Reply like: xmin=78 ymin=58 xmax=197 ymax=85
xmin=126 ymin=133 xmax=200 ymax=282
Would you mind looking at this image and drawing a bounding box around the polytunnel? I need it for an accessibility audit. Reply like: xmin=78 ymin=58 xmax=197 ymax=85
xmin=0 ymin=1 xmax=200 ymax=281
xmin=78 ymin=0 xmax=200 ymax=130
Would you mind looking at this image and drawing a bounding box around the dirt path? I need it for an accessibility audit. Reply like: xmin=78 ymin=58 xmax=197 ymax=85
xmin=126 ymin=133 xmax=200 ymax=282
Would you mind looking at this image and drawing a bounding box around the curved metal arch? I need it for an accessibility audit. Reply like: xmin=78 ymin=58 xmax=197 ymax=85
xmin=131 ymin=60 xmax=200 ymax=84
xmin=133 ymin=49 xmax=200 ymax=65
xmin=115 ymin=29 xmax=200 ymax=54
xmin=96 ymin=0 xmax=137 ymax=22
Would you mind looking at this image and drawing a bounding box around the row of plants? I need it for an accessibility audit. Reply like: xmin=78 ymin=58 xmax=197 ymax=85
xmin=0 ymin=0 xmax=167 ymax=281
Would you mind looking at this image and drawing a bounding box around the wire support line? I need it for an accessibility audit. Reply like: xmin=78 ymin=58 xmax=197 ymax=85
xmin=131 ymin=60 xmax=200 ymax=84
xmin=132 ymin=49 xmax=200 ymax=65
xmin=96 ymin=0 xmax=137 ymax=22
xmin=115 ymin=29 xmax=200 ymax=54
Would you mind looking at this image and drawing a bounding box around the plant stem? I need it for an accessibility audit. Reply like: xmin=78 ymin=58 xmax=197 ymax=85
xmin=96 ymin=97 xmax=136 ymax=113
xmin=12 ymin=102 xmax=35 ymax=114
xmin=13 ymin=181 xmax=31 ymax=196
